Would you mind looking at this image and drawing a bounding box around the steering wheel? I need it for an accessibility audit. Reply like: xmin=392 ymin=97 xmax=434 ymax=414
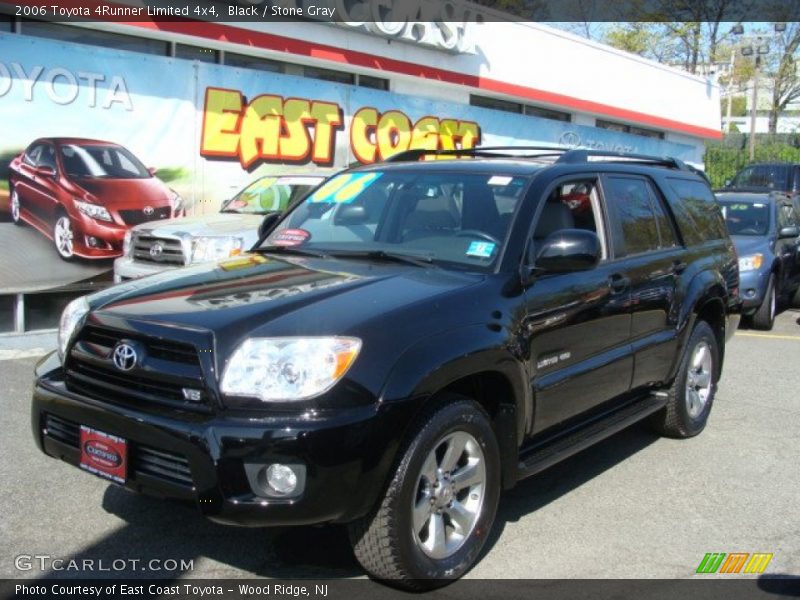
xmin=455 ymin=230 xmax=500 ymax=245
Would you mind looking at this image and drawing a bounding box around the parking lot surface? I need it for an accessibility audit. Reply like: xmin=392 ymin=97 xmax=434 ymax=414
xmin=2 ymin=310 xmax=799 ymax=580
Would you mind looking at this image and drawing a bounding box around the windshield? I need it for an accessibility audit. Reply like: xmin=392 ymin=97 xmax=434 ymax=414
xmin=719 ymin=201 xmax=771 ymax=236
xmin=260 ymin=170 xmax=531 ymax=269
xmin=221 ymin=176 xmax=321 ymax=215
xmin=60 ymin=144 xmax=150 ymax=179
xmin=731 ymin=164 xmax=790 ymax=190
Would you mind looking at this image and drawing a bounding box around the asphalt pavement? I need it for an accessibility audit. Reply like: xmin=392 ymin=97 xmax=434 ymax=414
xmin=1 ymin=310 xmax=799 ymax=581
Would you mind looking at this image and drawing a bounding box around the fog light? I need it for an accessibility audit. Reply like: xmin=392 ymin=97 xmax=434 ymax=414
xmin=745 ymin=288 xmax=756 ymax=298
xmin=266 ymin=464 xmax=298 ymax=495
xmin=86 ymin=236 xmax=99 ymax=248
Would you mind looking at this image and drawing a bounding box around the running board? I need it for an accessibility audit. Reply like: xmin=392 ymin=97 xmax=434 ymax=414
xmin=517 ymin=395 xmax=667 ymax=480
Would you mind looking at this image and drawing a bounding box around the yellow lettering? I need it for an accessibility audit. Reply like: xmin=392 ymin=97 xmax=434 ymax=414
xmin=200 ymin=88 xmax=243 ymax=157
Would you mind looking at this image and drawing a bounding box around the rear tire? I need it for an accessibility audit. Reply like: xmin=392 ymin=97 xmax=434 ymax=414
xmin=652 ymin=320 xmax=719 ymax=438
xmin=348 ymin=396 xmax=500 ymax=590
xmin=752 ymin=275 xmax=776 ymax=331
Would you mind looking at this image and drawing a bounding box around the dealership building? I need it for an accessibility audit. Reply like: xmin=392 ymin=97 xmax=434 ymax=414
xmin=0 ymin=9 xmax=722 ymax=332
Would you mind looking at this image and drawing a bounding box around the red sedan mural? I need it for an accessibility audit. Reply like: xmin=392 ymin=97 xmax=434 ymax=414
xmin=8 ymin=138 xmax=183 ymax=260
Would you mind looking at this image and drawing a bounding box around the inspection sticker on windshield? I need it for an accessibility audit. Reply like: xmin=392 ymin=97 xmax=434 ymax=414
xmin=488 ymin=176 xmax=513 ymax=186
xmin=466 ymin=241 xmax=496 ymax=258
xmin=272 ymin=228 xmax=311 ymax=246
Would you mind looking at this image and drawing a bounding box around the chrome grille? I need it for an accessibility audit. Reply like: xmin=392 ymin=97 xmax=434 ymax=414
xmin=131 ymin=233 xmax=186 ymax=266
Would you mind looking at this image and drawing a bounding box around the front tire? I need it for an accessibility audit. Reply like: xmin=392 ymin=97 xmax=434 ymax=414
xmin=652 ymin=320 xmax=719 ymax=438
xmin=10 ymin=186 xmax=23 ymax=226
xmin=751 ymin=274 xmax=776 ymax=330
xmin=54 ymin=213 xmax=76 ymax=260
xmin=349 ymin=397 xmax=500 ymax=589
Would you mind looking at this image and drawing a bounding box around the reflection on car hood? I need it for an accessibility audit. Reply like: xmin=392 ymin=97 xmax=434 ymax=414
xmin=76 ymin=177 xmax=171 ymax=208
xmin=88 ymin=253 xmax=483 ymax=342
xmin=731 ymin=235 xmax=772 ymax=258
xmin=133 ymin=212 xmax=264 ymax=238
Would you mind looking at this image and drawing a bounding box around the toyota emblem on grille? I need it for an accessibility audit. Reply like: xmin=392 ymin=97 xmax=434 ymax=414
xmin=143 ymin=206 xmax=155 ymax=216
xmin=112 ymin=343 xmax=138 ymax=371
xmin=150 ymin=243 xmax=164 ymax=259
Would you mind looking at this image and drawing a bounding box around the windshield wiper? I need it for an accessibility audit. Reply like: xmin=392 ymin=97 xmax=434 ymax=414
xmin=328 ymin=249 xmax=434 ymax=267
xmin=255 ymin=245 xmax=329 ymax=258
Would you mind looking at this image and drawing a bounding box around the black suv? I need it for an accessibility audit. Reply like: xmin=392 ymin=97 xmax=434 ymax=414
xmin=33 ymin=148 xmax=740 ymax=587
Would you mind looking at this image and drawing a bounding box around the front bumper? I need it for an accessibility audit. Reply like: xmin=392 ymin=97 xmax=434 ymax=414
xmin=71 ymin=212 xmax=127 ymax=259
xmin=32 ymin=353 xmax=396 ymax=527
xmin=738 ymin=268 xmax=770 ymax=312
xmin=113 ymin=256 xmax=177 ymax=282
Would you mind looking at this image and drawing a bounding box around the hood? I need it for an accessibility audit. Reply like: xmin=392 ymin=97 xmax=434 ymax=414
xmin=134 ymin=212 xmax=263 ymax=238
xmin=731 ymin=235 xmax=772 ymax=258
xmin=87 ymin=253 xmax=483 ymax=348
xmin=73 ymin=176 xmax=172 ymax=208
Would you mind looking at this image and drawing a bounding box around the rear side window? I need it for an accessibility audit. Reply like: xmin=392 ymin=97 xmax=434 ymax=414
xmin=732 ymin=164 xmax=790 ymax=190
xmin=666 ymin=178 xmax=727 ymax=245
xmin=603 ymin=176 xmax=675 ymax=257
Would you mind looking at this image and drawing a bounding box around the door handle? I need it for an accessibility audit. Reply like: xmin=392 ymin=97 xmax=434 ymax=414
xmin=672 ymin=260 xmax=688 ymax=274
xmin=609 ymin=273 xmax=630 ymax=293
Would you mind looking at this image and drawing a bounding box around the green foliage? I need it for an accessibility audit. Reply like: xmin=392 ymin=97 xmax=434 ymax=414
xmin=704 ymin=136 xmax=800 ymax=187
xmin=0 ymin=180 xmax=8 ymax=192
xmin=154 ymin=167 xmax=190 ymax=183
xmin=720 ymin=96 xmax=747 ymax=118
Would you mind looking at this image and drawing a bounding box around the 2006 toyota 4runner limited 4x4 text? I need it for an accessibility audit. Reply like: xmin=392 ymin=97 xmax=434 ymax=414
xmin=33 ymin=147 xmax=740 ymax=588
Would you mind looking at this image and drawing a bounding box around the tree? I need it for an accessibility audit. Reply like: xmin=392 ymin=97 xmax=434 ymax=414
xmin=766 ymin=23 xmax=800 ymax=133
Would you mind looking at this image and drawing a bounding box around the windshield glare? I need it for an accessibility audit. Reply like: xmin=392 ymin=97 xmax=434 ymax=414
xmin=60 ymin=144 xmax=150 ymax=179
xmin=222 ymin=177 xmax=320 ymax=214
xmin=262 ymin=170 xmax=530 ymax=269
xmin=720 ymin=201 xmax=771 ymax=236
xmin=731 ymin=164 xmax=789 ymax=189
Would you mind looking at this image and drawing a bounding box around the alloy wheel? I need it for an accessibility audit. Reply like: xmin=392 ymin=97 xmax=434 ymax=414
xmin=685 ymin=340 xmax=713 ymax=419
xmin=54 ymin=216 xmax=74 ymax=259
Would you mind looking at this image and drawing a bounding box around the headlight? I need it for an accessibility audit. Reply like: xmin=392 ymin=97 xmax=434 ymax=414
xmin=58 ymin=296 xmax=89 ymax=361
xmin=74 ymin=199 xmax=112 ymax=222
xmin=170 ymin=190 xmax=184 ymax=212
xmin=191 ymin=236 xmax=243 ymax=263
xmin=738 ymin=254 xmax=763 ymax=272
xmin=221 ymin=337 xmax=361 ymax=402
xmin=123 ymin=230 xmax=133 ymax=256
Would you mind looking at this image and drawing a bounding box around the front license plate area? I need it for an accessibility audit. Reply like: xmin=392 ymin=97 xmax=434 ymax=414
xmin=79 ymin=425 xmax=127 ymax=484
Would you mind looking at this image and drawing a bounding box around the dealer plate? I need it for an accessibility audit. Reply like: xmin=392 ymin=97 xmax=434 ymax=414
xmin=79 ymin=426 xmax=127 ymax=484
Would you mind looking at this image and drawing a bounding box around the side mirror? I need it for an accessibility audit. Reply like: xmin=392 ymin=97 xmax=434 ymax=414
xmin=148 ymin=167 xmax=157 ymax=177
xmin=778 ymin=225 xmax=799 ymax=239
xmin=333 ymin=204 xmax=368 ymax=226
xmin=724 ymin=179 xmax=732 ymax=187
xmin=257 ymin=211 xmax=281 ymax=239
xmin=35 ymin=165 xmax=56 ymax=178
xmin=535 ymin=229 xmax=601 ymax=273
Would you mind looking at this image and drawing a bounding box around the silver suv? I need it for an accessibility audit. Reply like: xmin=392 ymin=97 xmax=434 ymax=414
xmin=113 ymin=174 xmax=325 ymax=281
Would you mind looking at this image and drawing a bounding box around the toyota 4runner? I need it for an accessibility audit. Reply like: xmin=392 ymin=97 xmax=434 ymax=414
xmin=32 ymin=147 xmax=740 ymax=588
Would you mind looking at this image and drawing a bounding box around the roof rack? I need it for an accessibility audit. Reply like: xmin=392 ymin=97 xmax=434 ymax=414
xmin=384 ymin=146 xmax=567 ymax=162
xmin=384 ymin=146 xmax=699 ymax=175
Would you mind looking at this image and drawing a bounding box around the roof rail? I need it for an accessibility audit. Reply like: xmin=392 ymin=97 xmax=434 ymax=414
xmin=384 ymin=146 xmax=703 ymax=177
xmin=384 ymin=146 xmax=568 ymax=162
xmin=556 ymin=149 xmax=693 ymax=172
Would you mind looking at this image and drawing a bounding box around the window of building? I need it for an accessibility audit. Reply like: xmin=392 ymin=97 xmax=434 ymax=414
xmin=20 ymin=21 xmax=169 ymax=55
xmin=470 ymin=94 xmax=523 ymax=114
xmin=303 ymin=66 xmax=355 ymax=85
xmin=524 ymin=105 xmax=571 ymax=122
xmin=224 ymin=52 xmax=284 ymax=73
xmin=175 ymin=43 xmax=219 ymax=63
xmin=596 ymin=119 xmax=664 ymax=139
xmin=357 ymin=74 xmax=389 ymax=91
xmin=1 ymin=14 xmax=13 ymax=32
